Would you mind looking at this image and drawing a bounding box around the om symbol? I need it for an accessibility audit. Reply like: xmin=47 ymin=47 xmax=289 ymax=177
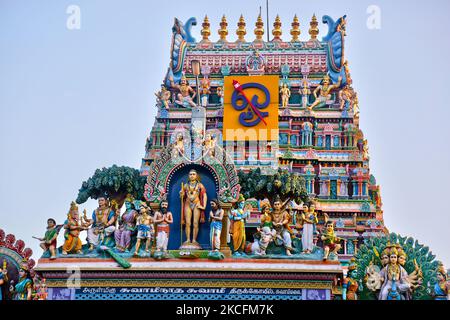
xmin=231 ymin=83 xmax=270 ymax=127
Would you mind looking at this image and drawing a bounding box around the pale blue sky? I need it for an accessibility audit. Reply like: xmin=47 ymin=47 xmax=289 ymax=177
xmin=1 ymin=0 xmax=449 ymax=266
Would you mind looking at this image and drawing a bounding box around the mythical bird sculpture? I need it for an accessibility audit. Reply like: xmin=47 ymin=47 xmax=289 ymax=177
xmin=322 ymin=15 xmax=347 ymax=88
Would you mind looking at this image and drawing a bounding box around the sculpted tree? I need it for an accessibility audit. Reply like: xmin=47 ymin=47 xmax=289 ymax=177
xmin=76 ymin=165 xmax=146 ymax=207
xmin=238 ymin=168 xmax=308 ymax=204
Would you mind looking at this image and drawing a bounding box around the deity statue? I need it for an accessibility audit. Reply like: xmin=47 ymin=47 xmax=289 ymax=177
xmin=114 ymin=194 xmax=138 ymax=252
xmin=34 ymin=218 xmax=62 ymax=260
xmin=259 ymin=201 xmax=273 ymax=229
xmin=203 ymin=133 xmax=216 ymax=157
xmin=179 ymin=169 xmax=207 ymax=249
xmin=200 ymin=76 xmax=211 ymax=107
xmin=34 ymin=279 xmax=48 ymax=300
xmin=217 ymin=86 xmax=224 ymax=106
xmin=377 ymin=247 xmax=412 ymax=300
xmin=155 ymin=85 xmax=171 ymax=109
xmin=170 ymin=74 xmax=197 ymax=108
xmin=362 ymin=139 xmax=369 ymax=160
xmin=280 ymin=83 xmax=291 ymax=108
xmin=321 ymin=215 xmax=342 ymax=260
xmin=154 ymin=200 xmax=173 ymax=254
xmin=308 ymin=74 xmax=342 ymax=110
xmin=339 ymin=84 xmax=355 ymax=111
xmin=247 ymin=226 xmax=276 ymax=256
xmin=9 ymin=265 xmax=33 ymax=300
xmin=301 ymin=203 xmax=318 ymax=254
xmin=62 ymin=202 xmax=88 ymax=255
xmin=343 ymin=258 xmax=363 ymax=300
xmin=0 ymin=261 xmax=8 ymax=300
xmin=209 ymin=199 xmax=224 ymax=252
xmin=433 ymin=262 xmax=450 ymax=300
xmin=134 ymin=202 xmax=154 ymax=256
xmin=230 ymin=194 xmax=251 ymax=256
xmin=84 ymin=197 xmax=116 ymax=251
xmin=271 ymin=195 xmax=294 ymax=256
xmin=172 ymin=132 xmax=185 ymax=158
xmin=301 ymin=80 xmax=311 ymax=109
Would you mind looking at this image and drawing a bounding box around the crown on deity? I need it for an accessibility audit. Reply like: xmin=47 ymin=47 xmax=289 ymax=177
xmin=125 ymin=194 xmax=135 ymax=203
xmin=69 ymin=201 xmax=78 ymax=212
xmin=260 ymin=199 xmax=271 ymax=211
xmin=181 ymin=73 xmax=187 ymax=82
xmin=348 ymin=257 xmax=357 ymax=271
xmin=437 ymin=262 xmax=448 ymax=279
xmin=237 ymin=194 xmax=245 ymax=203
xmin=323 ymin=74 xmax=331 ymax=81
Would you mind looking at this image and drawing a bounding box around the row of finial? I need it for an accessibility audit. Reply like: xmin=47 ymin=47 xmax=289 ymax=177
xmin=201 ymin=14 xmax=320 ymax=43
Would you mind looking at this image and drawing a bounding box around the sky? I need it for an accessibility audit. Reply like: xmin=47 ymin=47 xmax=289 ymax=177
xmin=1 ymin=0 xmax=449 ymax=267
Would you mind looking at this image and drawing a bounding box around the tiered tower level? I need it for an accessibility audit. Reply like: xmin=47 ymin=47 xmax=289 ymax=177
xmin=140 ymin=14 xmax=386 ymax=262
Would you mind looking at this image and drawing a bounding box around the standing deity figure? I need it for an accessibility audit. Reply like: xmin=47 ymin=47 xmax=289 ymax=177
xmin=0 ymin=261 xmax=8 ymax=301
xmin=155 ymin=85 xmax=171 ymax=109
xmin=259 ymin=201 xmax=273 ymax=229
xmin=9 ymin=265 xmax=33 ymax=300
xmin=271 ymin=195 xmax=294 ymax=256
xmin=203 ymin=133 xmax=216 ymax=157
xmin=134 ymin=202 xmax=154 ymax=256
xmin=301 ymin=204 xmax=318 ymax=254
xmin=180 ymin=169 xmax=207 ymax=249
xmin=230 ymin=194 xmax=251 ymax=256
xmin=301 ymin=81 xmax=311 ymax=109
xmin=321 ymin=218 xmax=342 ymax=260
xmin=339 ymin=84 xmax=354 ymax=111
xmin=200 ymin=76 xmax=211 ymax=107
xmin=217 ymin=86 xmax=224 ymax=106
xmin=62 ymin=202 xmax=88 ymax=255
xmin=363 ymin=139 xmax=370 ymax=161
xmin=343 ymin=258 xmax=363 ymax=300
xmin=154 ymin=200 xmax=173 ymax=254
xmin=209 ymin=199 xmax=224 ymax=252
xmin=172 ymin=132 xmax=185 ymax=157
xmin=34 ymin=218 xmax=61 ymax=260
xmin=377 ymin=247 xmax=412 ymax=300
xmin=84 ymin=197 xmax=116 ymax=251
xmin=280 ymin=83 xmax=291 ymax=107
xmin=433 ymin=263 xmax=450 ymax=300
xmin=170 ymin=74 xmax=197 ymax=108
xmin=308 ymin=74 xmax=342 ymax=110
xmin=114 ymin=194 xmax=138 ymax=252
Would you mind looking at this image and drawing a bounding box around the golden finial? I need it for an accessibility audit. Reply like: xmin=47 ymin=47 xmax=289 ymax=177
xmin=236 ymin=14 xmax=247 ymax=42
xmin=290 ymin=14 xmax=301 ymax=42
xmin=201 ymin=15 xmax=211 ymax=43
xmin=272 ymin=14 xmax=282 ymax=41
xmin=218 ymin=15 xmax=228 ymax=42
xmin=254 ymin=13 xmax=264 ymax=42
xmin=309 ymin=14 xmax=319 ymax=40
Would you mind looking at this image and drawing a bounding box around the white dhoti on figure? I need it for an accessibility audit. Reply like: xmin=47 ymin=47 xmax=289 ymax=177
xmin=302 ymin=223 xmax=314 ymax=252
xmin=87 ymin=226 xmax=115 ymax=246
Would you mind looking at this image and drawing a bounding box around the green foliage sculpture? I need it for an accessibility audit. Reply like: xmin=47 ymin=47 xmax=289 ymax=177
xmin=238 ymin=168 xmax=308 ymax=203
xmin=76 ymin=165 xmax=146 ymax=207
xmin=353 ymin=232 xmax=440 ymax=300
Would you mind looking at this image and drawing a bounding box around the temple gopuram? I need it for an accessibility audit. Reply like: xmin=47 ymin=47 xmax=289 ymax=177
xmin=1 ymin=13 xmax=447 ymax=301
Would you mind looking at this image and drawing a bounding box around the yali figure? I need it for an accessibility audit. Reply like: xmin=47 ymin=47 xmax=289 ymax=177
xmin=114 ymin=194 xmax=138 ymax=252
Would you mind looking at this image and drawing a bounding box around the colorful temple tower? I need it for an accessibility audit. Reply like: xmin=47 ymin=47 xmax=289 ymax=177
xmin=141 ymin=14 xmax=386 ymax=263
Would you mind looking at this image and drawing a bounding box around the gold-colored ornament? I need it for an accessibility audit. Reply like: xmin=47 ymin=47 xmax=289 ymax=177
xmin=254 ymin=13 xmax=264 ymax=42
xmin=201 ymin=15 xmax=211 ymax=43
xmin=272 ymin=14 xmax=282 ymax=41
xmin=290 ymin=14 xmax=301 ymax=42
xmin=218 ymin=15 xmax=228 ymax=42
xmin=236 ymin=14 xmax=246 ymax=42
xmin=309 ymin=14 xmax=319 ymax=40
